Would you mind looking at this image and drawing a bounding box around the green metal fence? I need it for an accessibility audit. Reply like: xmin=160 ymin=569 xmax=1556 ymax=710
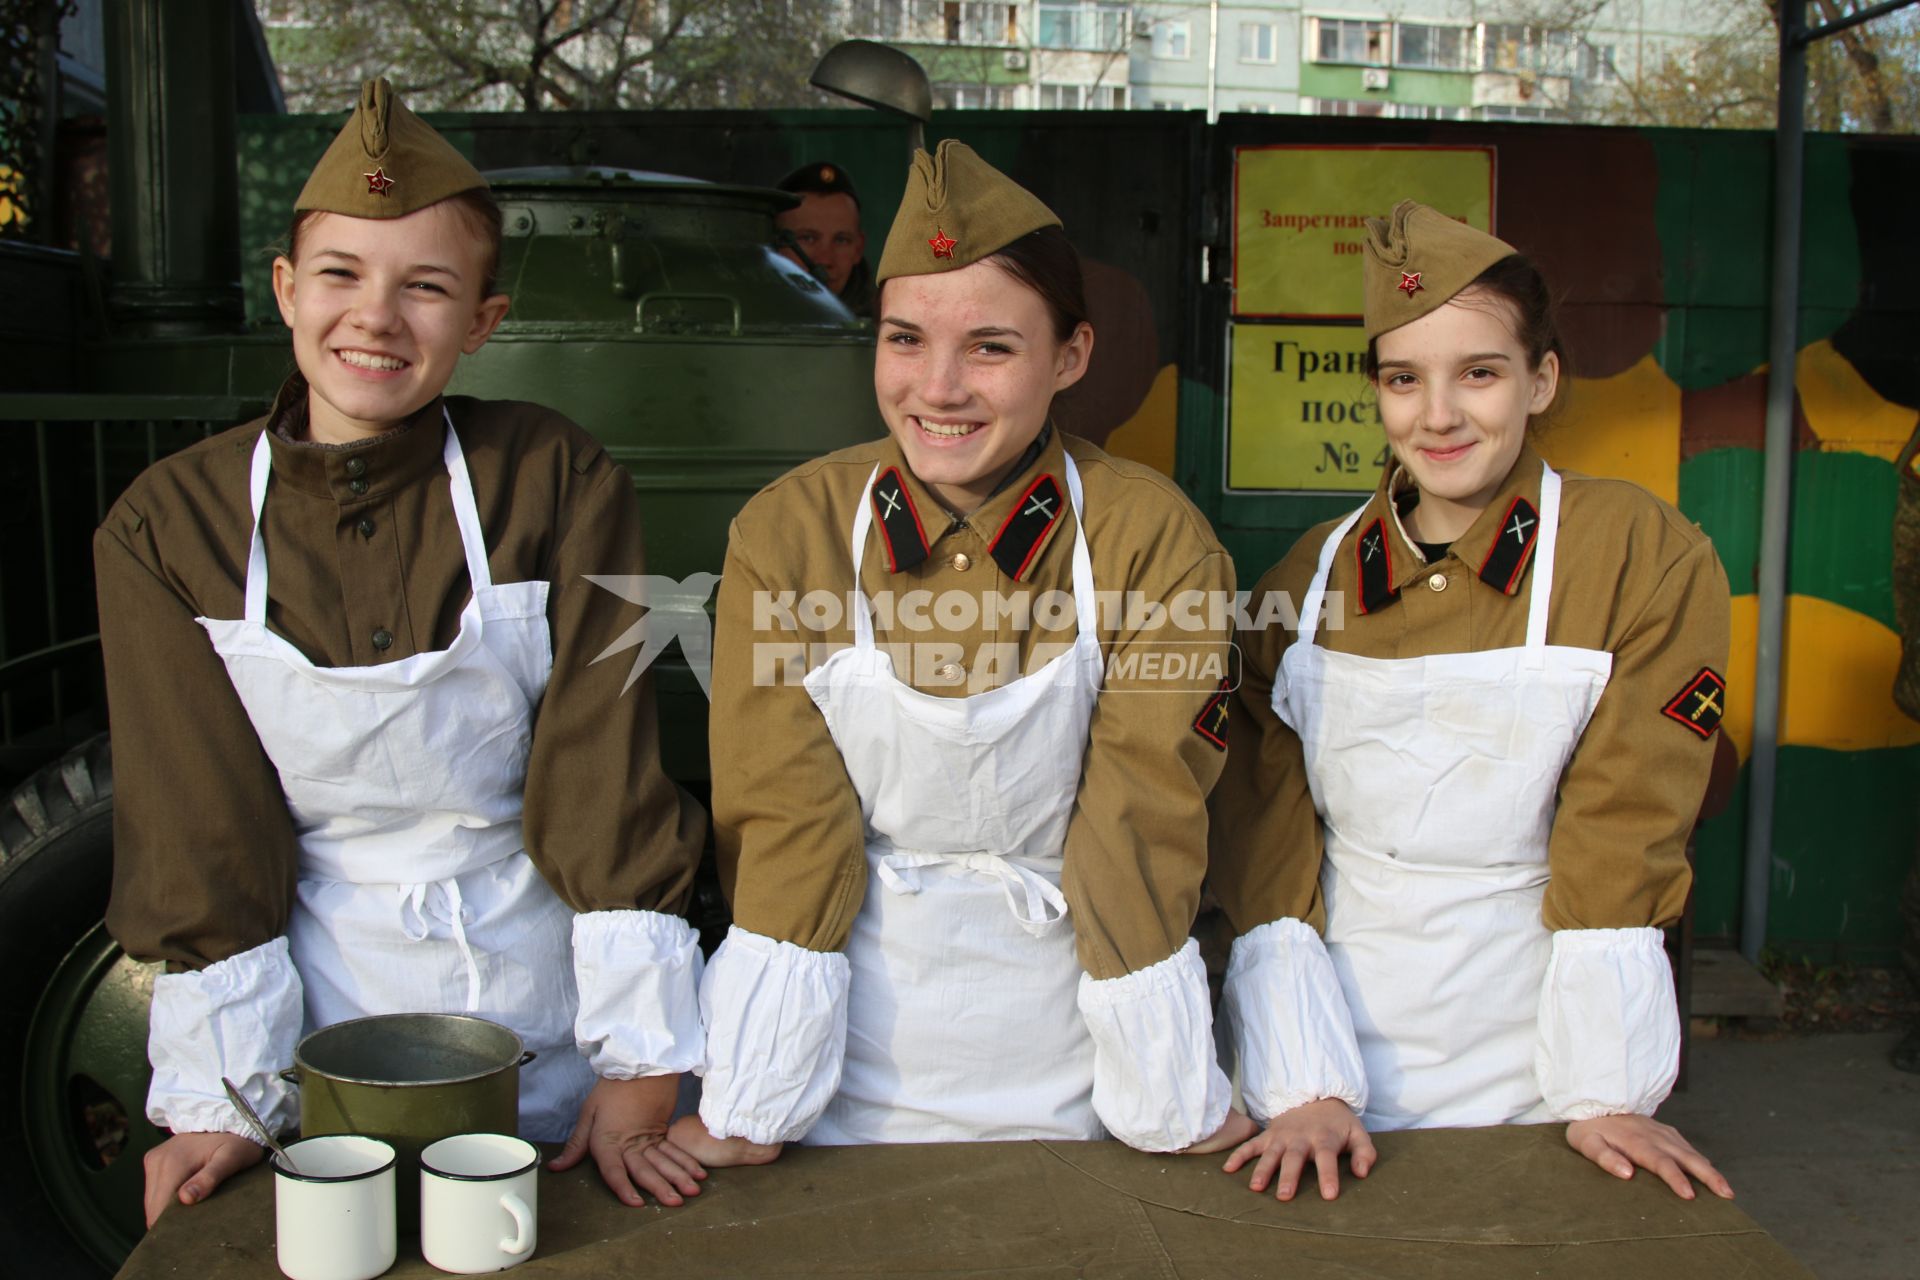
xmin=0 ymin=395 xmax=266 ymax=784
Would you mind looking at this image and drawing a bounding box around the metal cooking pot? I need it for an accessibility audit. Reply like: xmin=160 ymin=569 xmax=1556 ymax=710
xmin=280 ymin=1013 xmax=533 ymax=1223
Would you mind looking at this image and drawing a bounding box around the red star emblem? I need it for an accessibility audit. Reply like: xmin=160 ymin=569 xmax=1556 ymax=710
xmin=1398 ymin=271 xmax=1423 ymax=297
xmin=364 ymin=167 xmax=396 ymax=197
xmin=928 ymin=228 xmax=957 ymax=260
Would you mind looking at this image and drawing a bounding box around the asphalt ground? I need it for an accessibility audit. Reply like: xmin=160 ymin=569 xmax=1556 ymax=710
xmin=1658 ymin=1028 xmax=1920 ymax=1279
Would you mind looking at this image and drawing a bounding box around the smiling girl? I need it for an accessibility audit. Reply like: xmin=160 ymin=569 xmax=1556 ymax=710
xmin=1208 ymin=201 xmax=1734 ymax=1204
xmin=676 ymin=141 xmax=1254 ymax=1159
xmin=97 ymin=80 xmax=708 ymax=1225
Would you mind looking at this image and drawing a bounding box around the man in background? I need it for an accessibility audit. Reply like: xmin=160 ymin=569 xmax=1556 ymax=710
xmin=773 ymin=162 xmax=874 ymax=319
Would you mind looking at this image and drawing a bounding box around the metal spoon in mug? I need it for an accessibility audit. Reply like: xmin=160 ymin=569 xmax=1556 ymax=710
xmin=221 ymin=1076 xmax=300 ymax=1175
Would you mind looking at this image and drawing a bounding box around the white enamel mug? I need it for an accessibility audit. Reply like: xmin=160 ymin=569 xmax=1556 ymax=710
xmin=419 ymin=1133 xmax=539 ymax=1273
xmin=272 ymin=1135 xmax=398 ymax=1280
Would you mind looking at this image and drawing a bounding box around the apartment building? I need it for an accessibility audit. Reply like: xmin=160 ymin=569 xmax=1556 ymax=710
xmin=1129 ymin=0 xmax=1705 ymax=119
xmin=847 ymin=0 xmax=1136 ymax=109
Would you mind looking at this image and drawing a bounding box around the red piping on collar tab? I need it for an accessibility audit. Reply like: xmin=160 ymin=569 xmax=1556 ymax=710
xmin=872 ymin=466 xmax=931 ymax=573
xmin=988 ymin=473 xmax=1065 ymax=581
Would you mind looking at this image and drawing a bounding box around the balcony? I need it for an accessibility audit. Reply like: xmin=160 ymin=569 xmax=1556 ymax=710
xmin=848 ymin=0 xmax=1021 ymax=46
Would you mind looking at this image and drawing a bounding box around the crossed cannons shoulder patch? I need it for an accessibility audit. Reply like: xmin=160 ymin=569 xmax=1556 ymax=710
xmin=1662 ymin=667 xmax=1726 ymax=739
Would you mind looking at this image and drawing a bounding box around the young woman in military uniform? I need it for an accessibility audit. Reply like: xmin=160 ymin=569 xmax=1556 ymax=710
xmin=675 ymin=141 xmax=1256 ymax=1157
xmin=1207 ymin=202 xmax=1735 ymax=1203
xmin=98 ymin=81 xmax=708 ymax=1224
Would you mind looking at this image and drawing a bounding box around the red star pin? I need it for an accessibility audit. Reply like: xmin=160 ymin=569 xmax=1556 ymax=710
xmin=1398 ymin=271 xmax=1423 ymax=297
xmin=928 ymin=228 xmax=957 ymax=260
xmin=364 ymin=167 xmax=396 ymax=197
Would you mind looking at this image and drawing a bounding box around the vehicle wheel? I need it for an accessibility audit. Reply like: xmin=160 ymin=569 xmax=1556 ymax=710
xmin=0 ymin=733 xmax=154 ymax=1275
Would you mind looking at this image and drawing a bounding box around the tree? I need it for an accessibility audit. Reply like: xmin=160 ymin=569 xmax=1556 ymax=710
xmin=1596 ymin=0 xmax=1920 ymax=132
xmin=261 ymin=0 xmax=845 ymax=112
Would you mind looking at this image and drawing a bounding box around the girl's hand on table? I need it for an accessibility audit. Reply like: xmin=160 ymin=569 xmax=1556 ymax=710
xmin=1566 ymin=1114 xmax=1734 ymax=1200
xmin=667 ymin=1114 xmax=784 ymax=1167
xmin=1180 ymin=1108 xmax=1260 ymax=1156
xmin=1222 ymin=1098 xmax=1377 ymax=1201
xmin=142 ymin=1131 xmax=266 ymax=1226
xmin=549 ymin=1075 xmax=707 ymax=1207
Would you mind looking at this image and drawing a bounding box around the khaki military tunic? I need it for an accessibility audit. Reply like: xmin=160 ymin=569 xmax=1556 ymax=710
xmin=97 ymin=377 xmax=706 ymax=973
xmin=710 ymin=428 xmax=1235 ymax=982
xmin=1209 ymin=442 xmax=1731 ymax=941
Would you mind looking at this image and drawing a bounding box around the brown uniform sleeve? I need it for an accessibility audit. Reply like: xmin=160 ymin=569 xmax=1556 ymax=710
xmin=708 ymin=518 xmax=868 ymax=951
xmin=521 ymin=457 xmax=706 ymax=915
xmin=97 ymin=505 xmax=301 ymax=972
xmin=1062 ymin=547 xmax=1236 ymax=981
xmin=1206 ymin=544 xmax=1329 ymax=938
xmin=1542 ymin=531 xmax=1731 ymax=931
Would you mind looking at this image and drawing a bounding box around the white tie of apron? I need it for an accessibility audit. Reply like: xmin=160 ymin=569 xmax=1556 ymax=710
xmin=699 ymin=455 xmax=1230 ymax=1150
xmin=1241 ymin=463 xmax=1680 ymax=1131
xmin=144 ymin=413 xmax=701 ymax=1144
xmin=872 ymin=850 xmax=1069 ymax=935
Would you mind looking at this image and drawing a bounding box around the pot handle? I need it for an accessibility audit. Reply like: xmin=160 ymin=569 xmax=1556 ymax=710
xmin=279 ymin=1068 xmax=301 ymax=1085
xmin=518 ymin=1051 xmax=536 ymax=1066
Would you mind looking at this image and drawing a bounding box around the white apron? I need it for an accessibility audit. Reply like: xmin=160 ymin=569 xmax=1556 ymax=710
xmin=1274 ymin=465 xmax=1613 ymax=1131
xmin=197 ymin=413 xmax=591 ymax=1141
xmin=802 ymin=456 xmax=1105 ymax=1144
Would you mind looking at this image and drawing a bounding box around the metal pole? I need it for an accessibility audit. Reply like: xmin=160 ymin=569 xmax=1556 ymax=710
xmin=105 ymin=0 xmax=245 ymax=334
xmin=1206 ymin=0 xmax=1220 ymax=122
xmin=1742 ymin=0 xmax=1807 ymax=965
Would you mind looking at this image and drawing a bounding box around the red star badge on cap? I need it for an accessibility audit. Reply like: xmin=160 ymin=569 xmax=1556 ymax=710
xmin=1398 ymin=271 xmax=1423 ymax=297
xmin=928 ymin=228 xmax=957 ymax=260
xmin=364 ymin=167 xmax=396 ymax=197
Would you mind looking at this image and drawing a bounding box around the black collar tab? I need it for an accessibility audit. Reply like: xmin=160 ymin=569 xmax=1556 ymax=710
xmin=989 ymin=473 xmax=1065 ymax=581
xmin=1355 ymin=516 xmax=1400 ymax=615
xmin=872 ymin=467 xmax=931 ymax=573
xmin=1477 ymin=496 xmax=1541 ymax=594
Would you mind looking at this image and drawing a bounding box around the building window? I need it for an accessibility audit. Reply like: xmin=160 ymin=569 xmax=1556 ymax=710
xmin=1582 ymin=43 xmax=1619 ymax=82
xmin=1478 ymin=103 xmax=1568 ymax=122
xmin=1310 ymin=17 xmax=1388 ymax=65
xmin=1395 ymin=102 xmax=1468 ymax=120
xmin=1037 ymin=2 xmax=1130 ymax=50
xmin=1395 ymin=22 xmax=1471 ymax=70
xmin=935 ymin=83 xmax=1019 ymax=108
xmin=1313 ymin=97 xmax=1389 ymax=117
xmin=1037 ymin=81 xmax=1128 ymax=108
xmin=1151 ymin=19 xmax=1190 ymax=59
xmin=1480 ymin=24 xmax=1574 ymax=75
xmin=1238 ymin=21 xmax=1276 ymax=63
xmin=1151 ymin=98 xmax=1187 ymax=110
xmin=850 ymin=0 xmax=1017 ymax=45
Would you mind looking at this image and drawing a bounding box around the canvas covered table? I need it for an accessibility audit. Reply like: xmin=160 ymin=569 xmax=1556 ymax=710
xmin=117 ymin=1125 xmax=1811 ymax=1279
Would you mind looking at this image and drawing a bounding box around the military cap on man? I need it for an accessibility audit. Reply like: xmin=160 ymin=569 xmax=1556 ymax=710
xmin=294 ymin=78 xmax=487 ymax=218
xmin=1362 ymin=200 xmax=1515 ymax=339
xmin=777 ymin=161 xmax=862 ymax=209
xmin=876 ymin=139 xmax=1060 ymax=284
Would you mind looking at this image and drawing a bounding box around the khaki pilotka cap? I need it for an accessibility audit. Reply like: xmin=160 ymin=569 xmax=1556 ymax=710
xmin=1362 ymin=199 xmax=1516 ymax=339
xmin=294 ymin=78 xmax=487 ymax=218
xmin=875 ymin=140 xmax=1060 ymax=284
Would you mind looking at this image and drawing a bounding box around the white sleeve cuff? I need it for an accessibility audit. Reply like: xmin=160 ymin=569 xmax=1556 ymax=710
xmin=146 ymin=935 xmax=304 ymax=1138
xmin=573 ymin=909 xmax=705 ymax=1078
xmin=696 ymin=925 xmax=850 ymax=1145
xmin=1221 ymin=918 xmax=1369 ymax=1122
xmin=1534 ymin=926 xmax=1680 ymax=1121
xmin=1076 ymin=937 xmax=1233 ymax=1152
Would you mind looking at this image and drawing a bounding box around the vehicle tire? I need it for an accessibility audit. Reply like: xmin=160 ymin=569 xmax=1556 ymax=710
xmin=0 ymin=733 xmax=151 ymax=1276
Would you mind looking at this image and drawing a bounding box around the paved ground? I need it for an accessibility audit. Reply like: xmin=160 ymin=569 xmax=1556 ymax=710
xmin=1659 ymin=1028 xmax=1920 ymax=1279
